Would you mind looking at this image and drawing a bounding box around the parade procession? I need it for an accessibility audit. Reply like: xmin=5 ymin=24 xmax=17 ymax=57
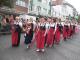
xmin=11 ymin=16 xmax=77 ymax=52
xmin=1 ymin=0 xmax=80 ymax=60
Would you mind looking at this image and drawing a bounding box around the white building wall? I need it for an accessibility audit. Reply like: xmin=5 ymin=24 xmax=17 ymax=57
xmin=52 ymin=4 xmax=74 ymax=21
xmin=52 ymin=5 xmax=62 ymax=18
xmin=66 ymin=6 xmax=73 ymax=16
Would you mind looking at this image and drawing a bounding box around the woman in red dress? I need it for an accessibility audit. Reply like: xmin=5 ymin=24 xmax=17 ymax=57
xmin=46 ymin=18 xmax=55 ymax=47
xmin=63 ymin=20 xmax=69 ymax=41
xmin=10 ymin=16 xmax=18 ymax=47
xmin=55 ymin=20 xmax=62 ymax=44
xmin=68 ymin=21 xmax=72 ymax=39
xmin=11 ymin=16 xmax=22 ymax=47
xmin=11 ymin=24 xmax=18 ymax=47
xmin=68 ymin=21 xmax=73 ymax=38
xmin=36 ymin=17 xmax=46 ymax=52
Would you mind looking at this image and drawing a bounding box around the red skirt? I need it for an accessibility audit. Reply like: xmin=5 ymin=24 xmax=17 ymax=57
xmin=36 ymin=29 xmax=45 ymax=49
xmin=68 ymin=27 xmax=73 ymax=37
xmin=12 ymin=31 xmax=18 ymax=46
xmin=46 ymin=28 xmax=54 ymax=45
xmin=63 ymin=27 xmax=67 ymax=39
xmin=55 ymin=28 xmax=61 ymax=43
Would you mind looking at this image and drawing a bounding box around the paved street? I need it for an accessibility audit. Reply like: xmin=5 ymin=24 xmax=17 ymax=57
xmin=0 ymin=32 xmax=80 ymax=60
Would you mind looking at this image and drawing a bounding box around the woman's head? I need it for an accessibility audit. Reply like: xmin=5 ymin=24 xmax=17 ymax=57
xmin=39 ymin=17 xmax=45 ymax=23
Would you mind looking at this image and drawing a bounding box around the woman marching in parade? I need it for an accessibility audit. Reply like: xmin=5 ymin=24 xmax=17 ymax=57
xmin=11 ymin=16 xmax=22 ymax=47
xmin=66 ymin=20 xmax=70 ymax=39
xmin=24 ymin=19 xmax=34 ymax=48
xmin=63 ymin=20 xmax=69 ymax=41
xmin=36 ymin=17 xmax=46 ymax=52
xmin=11 ymin=21 xmax=18 ymax=47
xmin=55 ymin=19 xmax=63 ymax=44
xmin=72 ymin=21 xmax=76 ymax=34
xmin=67 ymin=21 xmax=73 ymax=39
xmin=46 ymin=18 xmax=55 ymax=47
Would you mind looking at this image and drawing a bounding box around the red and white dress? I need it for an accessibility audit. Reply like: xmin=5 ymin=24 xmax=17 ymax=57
xmin=11 ymin=22 xmax=18 ymax=46
xmin=55 ymin=23 xmax=61 ymax=44
xmin=46 ymin=23 xmax=55 ymax=46
xmin=63 ymin=23 xmax=69 ymax=40
xmin=36 ymin=23 xmax=46 ymax=49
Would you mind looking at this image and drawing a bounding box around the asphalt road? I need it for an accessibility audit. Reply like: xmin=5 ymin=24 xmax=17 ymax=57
xmin=0 ymin=32 xmax=80 ymax=60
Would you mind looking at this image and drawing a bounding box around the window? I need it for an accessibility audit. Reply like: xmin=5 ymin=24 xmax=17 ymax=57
xmin=16 ymin=0 xmax=27 ymax=7
xmin=38 ymin=0 xmax=42 ymax=2
xmin=37 ymin=6 xmax=41 ymax=14
xmin=37 ymin=6 xmax=41 ymax=12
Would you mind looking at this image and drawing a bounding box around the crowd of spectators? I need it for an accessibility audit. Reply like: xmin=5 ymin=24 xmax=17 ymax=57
xmin=0 ymin=15 xmax=15 ymax=32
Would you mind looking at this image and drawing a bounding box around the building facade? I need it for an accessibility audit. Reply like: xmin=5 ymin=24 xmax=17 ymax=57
xmin=13 ymin=0 xmax=29 ymax=14
xmin=0 ymin=0 xmax=29 ymax=16
xmin=28 ymin=0 xmax=51 ymax=16
xmin=51 ymin=0 xmax=75 ymax=21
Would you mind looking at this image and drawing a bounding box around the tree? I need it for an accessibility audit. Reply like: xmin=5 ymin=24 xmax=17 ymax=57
xmin=0 ymin=0 xmax=13 ymax=8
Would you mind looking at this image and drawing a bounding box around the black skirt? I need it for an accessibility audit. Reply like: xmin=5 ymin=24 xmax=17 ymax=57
xmin=24 ymin=31 xmax=33 ymax=44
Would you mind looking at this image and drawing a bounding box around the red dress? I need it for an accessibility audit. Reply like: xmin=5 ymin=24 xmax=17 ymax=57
xmin=63 ymin=25 xmax=68 ymax=40
xmin=11 ymin=25 xmax=18 ymax=46
xmin=46 ymin=26 xmax=55 ymax=45
xmin=36 ymin=25 xmax=45 ymax=49
xmin=69 ymin=25 xmax=73 ymax=37
xmin=55 ymin=24 xmax=61 ymax=44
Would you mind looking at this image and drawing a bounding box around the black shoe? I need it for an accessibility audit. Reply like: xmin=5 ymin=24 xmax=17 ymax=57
xmin=12 ymin=45 xmax=18 ymax=47
xmin=64 ymin=38 xmax=67 ymax=41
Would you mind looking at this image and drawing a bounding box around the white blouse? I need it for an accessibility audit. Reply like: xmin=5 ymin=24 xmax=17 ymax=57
xmin=46 ymin=23 xmax=50 ymax=29
xmin=14 ymin=21 xmax=22 ymax=28
xmin=38 ymin=23 xmax=45 ymax=27
xmin=50 ymin=23 xmax=55 ymax=27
